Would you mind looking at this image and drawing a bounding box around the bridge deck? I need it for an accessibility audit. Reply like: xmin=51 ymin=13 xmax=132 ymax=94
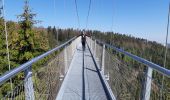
xmin=56 ymin=41 xmax=108 ymax=100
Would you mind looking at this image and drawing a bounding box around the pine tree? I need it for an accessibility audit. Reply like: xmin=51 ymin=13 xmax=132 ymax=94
xmin=17 ymin=0 xmax=36 ymax=63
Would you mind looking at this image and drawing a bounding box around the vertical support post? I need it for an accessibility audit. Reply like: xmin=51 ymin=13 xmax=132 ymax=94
xmin=71 ymin=41 xmax=73 ymax=57
xmin=101 ymin=44 xmax=105 ymax=75
xmin=143 ymin=67 xmax=153 ymax=100
xmin=24 ymin=66 xmax=34 ymax=100
xmin=94 ymin=40 xmax=96 ymax=58
xmin=72 ymin=39 xmax=75 ymax=57
xmin=91 ymin=39 xmax=93 ymax=54
xmin=64 ymin=46 xmax=68 ymax=74
xmin=57 ymin=28 xmax=59 ymax=45
xmin=90 ymin=38 xmax=92 ymax=50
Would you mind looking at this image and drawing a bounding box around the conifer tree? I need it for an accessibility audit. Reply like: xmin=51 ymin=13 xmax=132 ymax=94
xmin=17 ymin=0 xmax=36 ymax=63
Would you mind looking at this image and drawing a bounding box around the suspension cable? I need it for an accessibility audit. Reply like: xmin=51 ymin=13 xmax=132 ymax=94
xmin=1 ymin=0 xmax=13 ymax=90
xmin=160 ymin=2 xmax=170 ymax=100
xmin=85 ymin=0 xmax=92 ymax=29
xmin=164 ymin=2 xmax=170 ymax=73
xmin=53 ymin=0 xmax=56 ymax=18
xmin=74 ymin=0 xmax=80 ymax=28
xmin=53 ymin=0 xmax=59 ymax=44
xmin=110 ymin=0 xmax=114 ymax=32
xmin=110 ymin=0 xmax=114 ymax=45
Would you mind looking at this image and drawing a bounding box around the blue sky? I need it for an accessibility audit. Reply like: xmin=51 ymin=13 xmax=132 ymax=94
xmin=3 ymin=0 xmax=170 ymax=44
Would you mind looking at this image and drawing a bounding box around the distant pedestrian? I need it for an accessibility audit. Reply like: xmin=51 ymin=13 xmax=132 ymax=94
xmin=81 ymin=32 xmax=86 ymax=50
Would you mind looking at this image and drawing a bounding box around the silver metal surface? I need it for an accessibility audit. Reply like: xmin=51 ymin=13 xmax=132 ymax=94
xmin=94 ymin=40 xmax=96 ymax=58
xmin=24 ymin=66 xmax=35 ymax=100
xmin=64 ymin=46 xmax=68 ymax=74
xmin=143 ymin=67 xmax=153 ymax=100
xmin=101 ymin=44 xmax=105 ymax=75
xmin=57 ymin=39 xmax=113 ymax=100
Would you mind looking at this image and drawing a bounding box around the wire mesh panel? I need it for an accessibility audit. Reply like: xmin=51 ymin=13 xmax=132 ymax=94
xmin=0 ymin=38 xmax=78 ymax=100
xmin=1 ymin=82 xmax=25 ymax=100
xmin=103 ymin=45 xmax=170 ymax=100
xmin=33 ymin=50 xmax=65 ymax=100
xmin=104 ymin=48 xmax=146 ymax=100
xmin=86 ymin=38 xmax=170 ymax=100
xmin=150 ymin=71 xmax=170 ymax=100
xmin=32 ymin=40 xmax=77 ymax=100
xmin=94 ymin=41 xmax=103 ymax=70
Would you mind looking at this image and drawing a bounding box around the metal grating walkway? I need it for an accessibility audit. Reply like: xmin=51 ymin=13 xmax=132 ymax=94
xmin=56 ymin=40 xmax=109 ymax=100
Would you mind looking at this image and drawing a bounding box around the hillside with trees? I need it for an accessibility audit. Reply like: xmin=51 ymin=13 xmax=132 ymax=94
xmin=0 ymin=0 xmax=169 ymax=99
xmin=92 ymin=31 xmax=170 ymax=99
xmin=0 ymin=1 xmax=78 ymax=97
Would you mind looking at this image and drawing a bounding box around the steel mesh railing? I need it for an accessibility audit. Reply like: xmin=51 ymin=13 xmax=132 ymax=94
xmin=150 ymin=71 xmax=170 ymax=99
xmin=87 ymin=37 xmax=170 ymax=100
xmin=104 ymin=49 xmax=145 ymax=100
xmin=95 ymin=41 xmax=103 ymax=70
xmin=1 ymin=82 xmax=25 ymax=100
xmin=0 ymin=37 xmax=78 ymax=100
xmin=33 ymin=51 xmax=65 ymax=100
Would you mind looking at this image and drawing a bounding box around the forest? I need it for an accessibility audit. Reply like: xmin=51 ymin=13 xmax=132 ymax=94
xmin=0 ymin=1 xmax=78 ymax=97
xmin=0 ymin=1 xmax=170 ymax=99
xmin=92 ymin=31 xmax=170 ymax=99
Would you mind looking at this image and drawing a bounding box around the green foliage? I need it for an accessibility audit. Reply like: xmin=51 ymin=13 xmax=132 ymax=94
xmin=0 ymin=82 xmax=13 ymax=96
xmin=16 ymin=0 xmax=36 ymax=63
xmin=47 ymin=26 xmax=58 ymax=48
xmin=0 ymin=1 xmax=50 ymax=97
xmin=0 ymin=1 xmax=77 ymax=98
xmin=93 ymin=31 xmax=170 ymax=100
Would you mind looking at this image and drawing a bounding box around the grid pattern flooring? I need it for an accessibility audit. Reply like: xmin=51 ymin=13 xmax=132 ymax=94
xmin=56 ymin=42 xmax=108 ymax=100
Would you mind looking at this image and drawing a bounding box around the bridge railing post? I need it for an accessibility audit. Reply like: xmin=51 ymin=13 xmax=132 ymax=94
xmin=101 ymin=44 xmax=105 ymax=75
xmin=90 ymin=37 xmax=92 ymax=51
xmin=64 ymin=46 xmax=68 ymax=74
xmin=142 ymin=67 xmax=153 ymax=100
xmin=94 ymin=40 xmax=96 ymax=58
xmin=24 ymin=66 xmax=34 ymax=100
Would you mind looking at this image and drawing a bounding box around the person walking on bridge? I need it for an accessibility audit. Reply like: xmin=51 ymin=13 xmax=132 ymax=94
xmin=81 ymin=31 xmax=86 ymax=50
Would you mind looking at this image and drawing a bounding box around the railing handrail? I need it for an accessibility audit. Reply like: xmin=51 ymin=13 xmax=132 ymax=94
xmin=96 ymin=39 xmax=170 ymax=78
xmin=0 ymin=36 xmax=77 ymax=85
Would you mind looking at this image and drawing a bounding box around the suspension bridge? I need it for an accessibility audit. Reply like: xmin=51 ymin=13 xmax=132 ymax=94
xmin=0 ymin=0 xmax=170 ymax=100
xmin=0 ymin=36 xmax=169 ymax=100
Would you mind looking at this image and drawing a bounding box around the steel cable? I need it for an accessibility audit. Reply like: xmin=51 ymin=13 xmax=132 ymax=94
xmin=85 ymin=0 xmax=92 ymax=29
xmin=74 ymin=0 xmax=80 ymax=28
